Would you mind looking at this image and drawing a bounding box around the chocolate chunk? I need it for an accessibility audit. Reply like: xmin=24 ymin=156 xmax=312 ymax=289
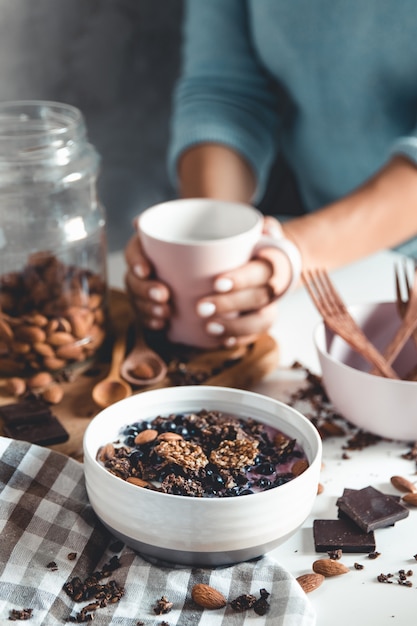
xmin=0 ymin=397 xmax=52 ymax=424
xmin=337 ymin=488 xmax=401 ymax=526
xmin=336 ymin=485 xmax=409 ymax=532
xmin=3 ymin=415 xmax=69 ymax=446
xmin=313 ymin=518 xmax=376 ymax=553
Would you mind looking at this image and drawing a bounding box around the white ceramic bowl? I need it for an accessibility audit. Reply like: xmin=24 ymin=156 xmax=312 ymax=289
xmin=314 ymin=301 xmax=417 ymax=441
xmin=83 ymin=385 xmax=322 ymax=567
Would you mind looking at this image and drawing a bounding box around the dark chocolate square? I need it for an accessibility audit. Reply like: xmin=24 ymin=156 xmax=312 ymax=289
xmin=3 ymin=416 xmax=69 ymax=446
xmin=336 ymin=485 xmax=409 ymax=532
xmin=0 ymin=398 xmax=52 ymax=425
xmin=313 ymin=518 xmax=376 ymax=553
xmin=337 ymin=489 xmax=401 ymax=526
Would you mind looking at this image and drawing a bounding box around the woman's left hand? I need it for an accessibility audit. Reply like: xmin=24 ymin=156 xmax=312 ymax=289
xmin=195 ymin=217 xmax=294 ymax=347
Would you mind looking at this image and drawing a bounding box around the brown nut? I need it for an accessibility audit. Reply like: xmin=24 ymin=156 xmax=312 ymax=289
xmin=14 ymin=325 xmax=46 ymax=344
xmin=43 ymin=357 xmax=67 ymax=371
xmin=55 ymin=344 xmax=84 ymax=361
xmin=157 ymin=432 xmax=183 ymax=442
xmin=4 ymin=377 xmax=27 ymax=397
xmin=47 ymin=331 xmax=76 ymax=346
xmin=292 ymin=459 xmax=309 ymax=476
xmin=126 ymin=477 xmax=154 ymax=488
xmin=312 ymin=559 xmax=349 ymax=577
xmin=0 ymin=318 xmax=14 ymax=342
xmin=33 ymin=341 xmax=56 ymax=358
xmin=296 ymin=573 xmax=325 ymax=593
xmin=390 ymin=475 xmax=417 ymax=494
xmin=27 ymin=371 xmax=54 ymax=389
xmin=41 ymin=385 xmax=64 ymax=405
xmin=191 ymin=584 xmax=227 ymax=610
xmin=134 ymin=429 xmax=158 ymax=445
xmin=97 ymin=443 xmax=116 ymax=462
xmin=402 ymin=493 xmax=417 ymax=506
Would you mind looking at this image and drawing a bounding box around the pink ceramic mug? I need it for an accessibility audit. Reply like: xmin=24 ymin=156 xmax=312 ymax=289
xmin=136 ymin=198 xmax=300 ymax=348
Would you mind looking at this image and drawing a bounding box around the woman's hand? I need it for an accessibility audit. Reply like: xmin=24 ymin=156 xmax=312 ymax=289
xmin=124 ymin=216 xmax=293 ymax=345
xmin=124 ymin=234 xmax=171 ymax=330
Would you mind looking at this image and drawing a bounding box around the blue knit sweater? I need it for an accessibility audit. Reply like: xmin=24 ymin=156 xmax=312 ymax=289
xmin=168 ymin=0 xmax=417 ymax=213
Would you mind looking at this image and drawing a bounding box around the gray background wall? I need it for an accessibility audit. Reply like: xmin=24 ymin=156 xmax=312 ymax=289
xmin=0 ymin=0 xmax=183 ymax=252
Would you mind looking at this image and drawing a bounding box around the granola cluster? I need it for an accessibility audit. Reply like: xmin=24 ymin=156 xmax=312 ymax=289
xmin=97 ymin=409 xmax=308 ymax=498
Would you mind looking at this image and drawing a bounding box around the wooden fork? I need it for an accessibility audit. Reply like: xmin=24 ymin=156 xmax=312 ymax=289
xmin=303 ymin=269 xmax=398 ymax=379
xmin=395 ymin=260 xmax=417 ymax=350
xmin=380 ymin=261 xmax=417 ymax=368
xmin=393 ymin=260 xmax=417 ymax=380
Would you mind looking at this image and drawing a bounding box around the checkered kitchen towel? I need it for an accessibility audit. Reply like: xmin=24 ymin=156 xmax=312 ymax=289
xmin=0 ymin=436 xmax=316 ymax=625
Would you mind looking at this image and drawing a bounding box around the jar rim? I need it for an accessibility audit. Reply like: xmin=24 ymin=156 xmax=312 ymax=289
xmin=0 ymin=100 xmax=87 ymax=164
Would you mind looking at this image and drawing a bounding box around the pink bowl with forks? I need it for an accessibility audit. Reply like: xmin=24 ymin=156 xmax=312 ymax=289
xmin=314 ymin=301 xmax=417 ymax=441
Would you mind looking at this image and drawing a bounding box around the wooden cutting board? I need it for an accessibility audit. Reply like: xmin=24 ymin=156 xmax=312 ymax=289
xmin=0 ymin=289 xmax=280 ymax=461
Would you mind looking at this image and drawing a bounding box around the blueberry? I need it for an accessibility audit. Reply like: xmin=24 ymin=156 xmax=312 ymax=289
xmin=257 ymin=478 xmax=273 ymax=489
xmin=238 ymin=488 xmax=254 ymax=496
xmin=123 ymin=426 xmax=138 ymax=436
xmin=257 ymin=462 xmax=275 ymax=476
xmin=176 ymin=425 xmax=189 ymax=437
xmin=124 ymin=435 xmax=136 ymax=447
xmin=129 ymin=450 xmax=144 ymax=467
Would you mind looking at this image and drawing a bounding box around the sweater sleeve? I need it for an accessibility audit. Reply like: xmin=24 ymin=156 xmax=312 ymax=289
xmin=389 ymin=135 xmax=417 ymax=166
xmin=168 ymin=0 xmax=281 ymax=203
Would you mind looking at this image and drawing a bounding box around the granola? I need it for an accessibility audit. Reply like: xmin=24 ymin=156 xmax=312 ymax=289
xmin=97 ymin=409 xmax=308 ymax=498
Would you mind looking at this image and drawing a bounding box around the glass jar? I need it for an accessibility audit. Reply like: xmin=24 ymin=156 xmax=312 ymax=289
xmin=0 ymin=100 xmax=108 ymax=376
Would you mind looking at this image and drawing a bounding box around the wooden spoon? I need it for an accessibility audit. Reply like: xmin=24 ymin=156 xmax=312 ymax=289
xmin=92 ymin=291 xmax=134 ymax=408
xmin=120 ymin=323 xmax=168 ymax=386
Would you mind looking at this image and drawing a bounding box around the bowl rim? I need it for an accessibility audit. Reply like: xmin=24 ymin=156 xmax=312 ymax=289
xmin=83 ymin=385 xmax=322 ymax=504
xmin=313 ymin=301 xmax=417 ymax=386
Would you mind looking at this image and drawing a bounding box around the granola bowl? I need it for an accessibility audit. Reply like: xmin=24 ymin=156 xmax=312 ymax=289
xmin=314 ymin=301 xmax=417 ymax=441
xmin=83 ymin=385 xmax=321 ymax=567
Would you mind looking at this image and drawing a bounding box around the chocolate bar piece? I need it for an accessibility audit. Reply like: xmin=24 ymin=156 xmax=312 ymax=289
xmin=0 ymin=397 xmax=52 ymax=425
xmin=313 ymin=518 xmax=376 ymax=553
xmin=3 ymin=415 xmax=69 ymax=446
xmin=338 ymin=488 xmax=401 ymax=526
xmin=336 ymin=485 xmax=409 ymax=532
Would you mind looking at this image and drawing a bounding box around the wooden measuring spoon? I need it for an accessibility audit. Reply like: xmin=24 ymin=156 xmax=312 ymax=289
xmin=120 ymin=323 xmax=168 ymax=386
xmin=92 ymin=291 xmax=134 ymax=408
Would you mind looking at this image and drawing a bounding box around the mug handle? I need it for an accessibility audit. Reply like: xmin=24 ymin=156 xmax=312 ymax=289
xmin=254 ymin=235 xmax=303 ymax=294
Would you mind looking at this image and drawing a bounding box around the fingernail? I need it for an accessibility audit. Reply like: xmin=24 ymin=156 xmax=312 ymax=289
xmin=149 ymin=287 xmax=165 ymax=303
xmin=197 ymin=301 xmax=216 ymax=318
xmin=264 ymin=223 xmax=283 ymax=239
xmin=148 ymin=318 xmax=164 ymax=330
xmin=214 ymin=277 xmax=234 ymax=293
xmin=152 ymin=304 xmax=164 ymax=317
xmin=134 ymin=263 xmax=147 ymax=278
xmin=206 ymin=321 xmax=225 ymax=335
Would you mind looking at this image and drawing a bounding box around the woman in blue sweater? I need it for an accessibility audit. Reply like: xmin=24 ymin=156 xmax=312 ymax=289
xmin=126 ymin=0 xmax=417 ymax=347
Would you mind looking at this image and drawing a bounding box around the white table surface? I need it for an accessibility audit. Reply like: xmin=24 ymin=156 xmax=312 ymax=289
xmin=108 ymin=249 xmax=416 ymax=626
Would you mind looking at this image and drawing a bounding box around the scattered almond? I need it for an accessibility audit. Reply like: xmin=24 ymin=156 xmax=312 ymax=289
xmin=317 ymin=482 xmax=324 ymax=495
xmin=402 ymin=493 xmax=417 ymax=506
xmin=4 ymin=376 xmax=26 ymax=397
xmin=312 ymin=559 xmax=349 ymax=577
xmin=390 ymin=475 xmax=417 ymax=494
xmin=296 ymin=573 xmax=325 ymax=593
xmin=191 ymin=584 xmax=227 ymax=610
xmin=27 ymin=371 xmax=54 ymax=389
xmin=129 ymin=362 xmax=156 ymax=380
xmin=134 ymin=429 xmax=159 ymax=445
xmin=42 ymin=385 xmax=64 ymax=405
